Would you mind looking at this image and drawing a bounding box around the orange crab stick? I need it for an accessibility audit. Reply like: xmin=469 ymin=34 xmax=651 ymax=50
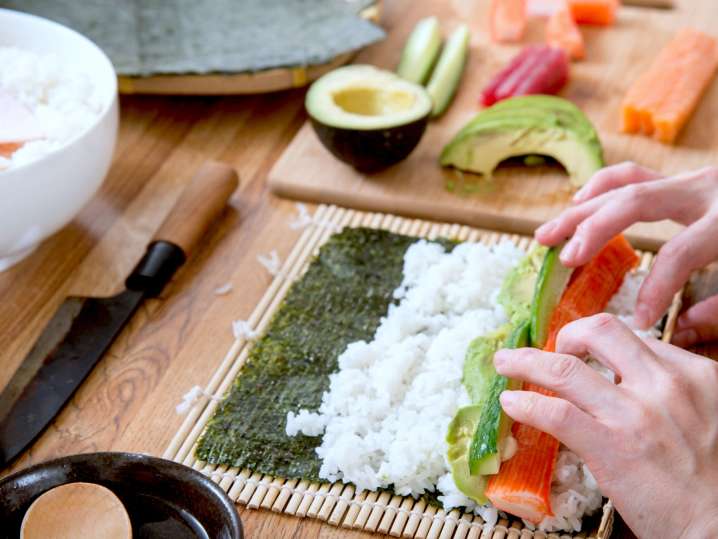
xmin=485 ymin=235 xmax=638 ymax=523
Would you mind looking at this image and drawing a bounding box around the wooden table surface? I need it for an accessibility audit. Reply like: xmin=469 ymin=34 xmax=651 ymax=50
xmin=1 ymin=4 xmax=716 ymax=539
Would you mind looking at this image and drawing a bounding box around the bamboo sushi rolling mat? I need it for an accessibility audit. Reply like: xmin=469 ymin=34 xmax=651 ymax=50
xmin=164 ymin=205 xmax=681 ymax=539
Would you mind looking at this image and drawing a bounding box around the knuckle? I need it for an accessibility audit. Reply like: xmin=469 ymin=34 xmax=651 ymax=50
xmin=590 ymin=312 xmax=619 ymax=331
xmin=517 ymin=392 xmax=538 ymax=418
xmin=550 ymin=355 xmax=581 ymax=386
xmin=622 ymin=183 xmax=649 ymax=205
xmin=546 ymin=400 xmax=572 ymax=429
xmin=622 ymin=161 xmax=641 ymax=176
xmin=659 ymin=241 xmax=689 ymax=265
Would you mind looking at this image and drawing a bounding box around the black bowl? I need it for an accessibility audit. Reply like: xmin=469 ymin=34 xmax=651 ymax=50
xmin=0 ymin=452 xmax=243 ymax=539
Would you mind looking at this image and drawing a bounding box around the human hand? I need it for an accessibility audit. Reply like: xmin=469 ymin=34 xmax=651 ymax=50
xmin=535 ymin=163 xmax=718 ymax=332
xmin=494 ymin=314 xmax=718 ymax=539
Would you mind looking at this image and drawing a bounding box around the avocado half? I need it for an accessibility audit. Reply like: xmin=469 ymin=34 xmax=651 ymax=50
xmin=440 ymin=95 xmax=604 ymax=187
xmin=306 ymin=65 xmax=433 ymax=173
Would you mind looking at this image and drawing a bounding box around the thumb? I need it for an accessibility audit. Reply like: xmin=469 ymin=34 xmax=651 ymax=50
xmin=672 ymin=294 xmax=718 ymax=347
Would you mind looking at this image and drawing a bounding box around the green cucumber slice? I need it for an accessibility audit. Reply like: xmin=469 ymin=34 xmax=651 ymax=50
xmin=530 ymin=245 xmax=574 ymax=348
xmin=426 ymin=24 xmax=470 ymax=117
xmin=396 ymin=16 xmax=442 ymax=85
xmin=469 ymin=320 xmax=529 ymax=475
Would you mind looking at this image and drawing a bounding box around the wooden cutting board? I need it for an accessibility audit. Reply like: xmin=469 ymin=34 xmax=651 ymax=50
xmin=269 ymin=0 xmax=718 ymax=251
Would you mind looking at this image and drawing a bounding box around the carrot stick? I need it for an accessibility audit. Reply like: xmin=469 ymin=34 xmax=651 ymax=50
xmin=485 ymin=235 xmax=638 ymax=523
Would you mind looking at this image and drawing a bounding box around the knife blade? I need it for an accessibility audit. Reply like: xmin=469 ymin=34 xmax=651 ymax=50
xmin=0 ymin=161 xmax=239 ymax=468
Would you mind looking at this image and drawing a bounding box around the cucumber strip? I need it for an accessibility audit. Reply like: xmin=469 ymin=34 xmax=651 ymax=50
xmin=530 ymin=245 xmax=574 ymax=348
xmin=396 ymin=16 xmax=442 ymax=85
xmin=426 ymin=25 xmax=470 ymax=117
xmin=469 ymin=320 xmax=529 ymax=476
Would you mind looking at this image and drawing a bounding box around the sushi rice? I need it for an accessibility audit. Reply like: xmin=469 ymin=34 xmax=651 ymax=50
xmin=287 ymin=240 xmax=657 ymax=533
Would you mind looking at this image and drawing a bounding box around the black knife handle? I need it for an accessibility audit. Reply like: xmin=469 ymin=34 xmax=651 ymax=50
xmin=125 ymin=241 xmax=186 ymax=296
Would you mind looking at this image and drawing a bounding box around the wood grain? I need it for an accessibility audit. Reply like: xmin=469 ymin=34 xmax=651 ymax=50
xmin=269 ymin=0 xmax=716 ymax=251
xmin=153 ymin=161 xmax=239 ymax=255
xmin=0 ymin=2 xmax=715 ymax=538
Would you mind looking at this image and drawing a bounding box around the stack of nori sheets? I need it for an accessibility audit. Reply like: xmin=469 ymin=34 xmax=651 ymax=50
xmin=1 ymin=0 xmax=385 ymax=76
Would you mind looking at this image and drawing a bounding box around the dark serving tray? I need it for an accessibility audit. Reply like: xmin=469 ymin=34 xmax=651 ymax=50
xmin=0 ymin=452 xmax=243 ymax=539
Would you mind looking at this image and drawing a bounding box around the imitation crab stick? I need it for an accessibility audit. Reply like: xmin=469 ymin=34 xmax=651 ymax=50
xmin=490 ymin=0 xmax=527 ymax=43
xmin=546 ymin=3 xmax=585 ymax=60
xmin=621 ymin=28 xmax=718 ymax=143
xmin=568 ymin=0 xmax=619 ymax=26
xmin=485 ymin=235 xmax=638 ymax=522
xmin=544 ymin=234 xmax=639 ymax=351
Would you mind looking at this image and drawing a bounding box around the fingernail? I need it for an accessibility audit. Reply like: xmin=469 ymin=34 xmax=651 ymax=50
xmin=499 ymin=391 xmax=516 ymax=406
xmin=561 ymin=239 xmax=581 ymax=263
xmin=573 ymin=187 xmax=587 ymax=202
xmin=494 ymin=349 xmax=510 ymax=365
xmin=500 ymin=391 xmax=518 ymax=408
xmin=536 ymin=221 xmax=556 ymax=237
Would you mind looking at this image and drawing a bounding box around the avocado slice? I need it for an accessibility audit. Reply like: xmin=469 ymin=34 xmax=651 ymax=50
xmin=397 ymin=16 xmax=442 ymax=85
xmin=446 ymin=405 xmax=488 ymax=504
xmin=498 ymin=245 xmax=547 ymax=323
xmin=306 ymin=65 xmax=432 ymax=172
xmin=440 ymin=95 xmax=604 ymax=187
xmin=469 ymin=320 xmax=529 ymax=475
xmin=426 ymin=25 xmax=470 ymax=117
xmin=463 ymin=325 xmax=510 ymax=404
xmin=530 ymin=244 xmax=574 ymax=348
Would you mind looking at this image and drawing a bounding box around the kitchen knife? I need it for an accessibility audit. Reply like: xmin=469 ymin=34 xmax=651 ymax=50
xmin=0 ymin=161 xmax=239 ymax=468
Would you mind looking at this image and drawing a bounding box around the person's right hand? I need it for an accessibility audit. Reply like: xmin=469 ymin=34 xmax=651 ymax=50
xmin=535 ymin=163 xmax=718 ymax=342
xmin=494 ymin=314 xmax=718 ymax=539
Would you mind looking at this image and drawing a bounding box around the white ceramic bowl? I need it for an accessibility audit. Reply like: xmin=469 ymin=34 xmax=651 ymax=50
xmin=0 ymin=8 xmax=118 ymax=271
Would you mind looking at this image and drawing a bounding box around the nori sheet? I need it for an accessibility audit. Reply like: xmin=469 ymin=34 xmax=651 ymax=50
xmin=2 ymin=0 xmax=385 ymax=76
xmin=195 ymin=227 xmax=420 ymax=479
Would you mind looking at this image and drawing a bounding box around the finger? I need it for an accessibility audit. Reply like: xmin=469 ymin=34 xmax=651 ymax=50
xmin=556 ymin=314 xmax=657 ymax=383
xmin=573 ymin=162 xmax=661 ymax=203
xmin=672 ymin=294 xmax=718 ymax=347
xmin=558 ymin=194 xmax=652 ymax=267
xmin=494 ymin=348 xmax=627 ymax=417
xmin=637 ymin=216 xmax=718 ymax=329
xmin=534 ymin=196 xmax=605 ymax=250
xmin=500 ymin=390 xmax=610 ymax=457
xmin=560 ymin=179 xmax=691 ymax=267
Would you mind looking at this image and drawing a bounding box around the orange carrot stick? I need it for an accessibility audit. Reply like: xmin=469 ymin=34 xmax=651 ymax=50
xmin=486 ymin=235 xmax=638 ymax=523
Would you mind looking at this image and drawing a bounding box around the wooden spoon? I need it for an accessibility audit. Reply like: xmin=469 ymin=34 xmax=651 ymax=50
xmin=21 ymin=482 xmax=132 ymax=539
